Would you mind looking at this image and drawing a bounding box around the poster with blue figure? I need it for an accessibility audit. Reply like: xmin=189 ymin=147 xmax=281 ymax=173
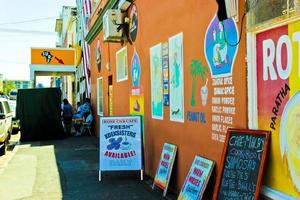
xmin=169 ymin=33 xmax=184 ymax=122
xmin=131 ymin=49 xmax=141 ymax=88
xmin=204 ymin=15 xmax=238 ymax=78
xmin=150 ymin=43 xmax=163 ymax=120
xmin=99 ymin=116 xmax=142 ymax=171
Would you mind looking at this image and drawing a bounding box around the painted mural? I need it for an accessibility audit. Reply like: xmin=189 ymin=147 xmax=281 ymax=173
xmin=205 ymin=16 xmax=238 ymax=143
xmin=256 ymin=21 xmax=300 ymax=198
xmin=204 ymin=15 xmax=238 ymax=78
xmin=169 ymin=33 xmax=184 ymax=122
xmin=150 ymin=43 xmax=163 ymax=119
xmin=190 ymin=60 xmax=209 ymax=107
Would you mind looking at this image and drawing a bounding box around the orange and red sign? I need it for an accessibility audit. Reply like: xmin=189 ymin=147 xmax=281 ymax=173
xmin=31 ymin=48 xmax=75 ymax=65
xmin=256 ymin=20 xmax=300 ymax=198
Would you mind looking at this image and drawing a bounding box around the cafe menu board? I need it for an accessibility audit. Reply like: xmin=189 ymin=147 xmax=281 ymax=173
xmin=178 ymin=156 xmax=215 ymax=200
xmin=99 ymin=116 xmax=143 ymax=171
xmin=153 ymin=143 xmax=177 ymax=196
xmin=214 ymin=129 xmax=270 ymax=200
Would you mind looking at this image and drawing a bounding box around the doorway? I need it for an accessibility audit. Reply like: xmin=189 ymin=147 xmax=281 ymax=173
xmin=108 ymin=75 xmax=113 ymax=116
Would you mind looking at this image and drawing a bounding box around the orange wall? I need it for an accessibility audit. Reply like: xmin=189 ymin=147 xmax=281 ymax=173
xmin=89 ymin=0 xmax=247 ymax=194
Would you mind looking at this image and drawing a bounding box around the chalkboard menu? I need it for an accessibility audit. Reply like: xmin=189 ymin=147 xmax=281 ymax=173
xmin=214 ymin=129 xmax=270 ymax=200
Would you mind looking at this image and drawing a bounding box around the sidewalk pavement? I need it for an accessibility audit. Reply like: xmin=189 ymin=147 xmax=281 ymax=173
xmin=0 ymin=136 xmax=177 ymax=200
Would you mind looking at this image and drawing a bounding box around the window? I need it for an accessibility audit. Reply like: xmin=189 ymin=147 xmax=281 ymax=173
xmin=116 ymin=47 xmax=128 ymax=82
xmin=97 ymin=77 xmax=103 ymax=116
xmin=3 ymin=101 xmax=11 ymax=113
xmin=0 ymin=103 xmax=4 ymax=114
xmin=247 ymin=0 xmax=297 ymax=28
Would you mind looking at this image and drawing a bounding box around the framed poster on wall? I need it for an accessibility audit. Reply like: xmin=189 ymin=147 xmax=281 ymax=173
xmin=150 ymin=43 xmax=163 ymax=120
xmin=169 ymin=33 xmax=184 ymax=122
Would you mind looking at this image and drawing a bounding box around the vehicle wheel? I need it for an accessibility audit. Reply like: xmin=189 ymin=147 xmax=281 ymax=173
xmin=0 ymin=142 xmax=6 ymax=156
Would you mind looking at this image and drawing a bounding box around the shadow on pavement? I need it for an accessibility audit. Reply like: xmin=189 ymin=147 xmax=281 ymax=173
xmin=21 ymin=136 xmax=175 ymax=200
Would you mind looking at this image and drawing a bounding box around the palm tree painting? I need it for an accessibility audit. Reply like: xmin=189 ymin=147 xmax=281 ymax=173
xmin=190 ymin=60 xmax=208 ymax=107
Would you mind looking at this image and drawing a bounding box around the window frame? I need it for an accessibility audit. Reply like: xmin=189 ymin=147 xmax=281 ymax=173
xmin=116 ymin=46 xmax=128 ymax=82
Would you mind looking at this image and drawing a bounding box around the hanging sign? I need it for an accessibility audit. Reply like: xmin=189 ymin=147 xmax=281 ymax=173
xmin=178 ymin=156 xmax=214 ymax=200
xmin=214 ymin=129 xmax=270 ymax=200
xmin=153 ymin=143 xmax=177 ymax=196
xmin=99 ymin=116 xmax=143 ymax=177
xmin=96 ymin=40 xmax=101 ymax=72
xmin=128 ymin=4 xmax=138 ymax=43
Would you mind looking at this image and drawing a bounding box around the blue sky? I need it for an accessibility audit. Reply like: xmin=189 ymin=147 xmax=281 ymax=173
xmin=0 ymin=0 xmax=76 ymax=83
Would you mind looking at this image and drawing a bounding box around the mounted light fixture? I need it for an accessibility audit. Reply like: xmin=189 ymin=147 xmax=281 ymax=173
xmin=118 ymin=0 xmax=135 ymax=12
xmin=216 ymin=0 xmax=238 ymax=21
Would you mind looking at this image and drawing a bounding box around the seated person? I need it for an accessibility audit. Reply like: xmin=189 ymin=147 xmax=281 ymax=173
xmin=74 ymin=113 xmax=93 ymax=136
xmin=73 ymin=102 xmax=83 ymax=119
xmin=73 ymin=98 xmax=91 ymax=119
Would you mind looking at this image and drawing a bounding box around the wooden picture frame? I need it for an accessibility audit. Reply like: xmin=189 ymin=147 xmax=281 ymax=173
xmin=213 ymin=128 xmax=270 ymax=200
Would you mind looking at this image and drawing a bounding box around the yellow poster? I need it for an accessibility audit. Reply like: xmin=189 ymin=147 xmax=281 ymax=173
xmin=256 ymin=21 xmax=300 ymax=198
xmin=129 ymin=95 xmax=144 ymax=116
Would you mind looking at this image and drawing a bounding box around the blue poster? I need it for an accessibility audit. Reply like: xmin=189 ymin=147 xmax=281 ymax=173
xmin=131 ymin=49 xmax=141 ymax=88
xmin=99 ymin=116 xmax=142 ymax=171
xmin=204 ymin=15 xmax=238 ymax=78
xmin=178 ymin=156 xmax=214 ymax=200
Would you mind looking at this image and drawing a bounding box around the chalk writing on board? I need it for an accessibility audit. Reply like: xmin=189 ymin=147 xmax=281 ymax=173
xmin=218 ymin=133 xmax=266 ymax=200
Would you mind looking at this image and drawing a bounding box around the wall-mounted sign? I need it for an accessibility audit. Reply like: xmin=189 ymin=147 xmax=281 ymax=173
xmin=255 ymin=21 xmax=300 ymax=198
xmin=129 ymin=4 xmax=138 ymax=43
xmin=150 ymin=43 xmax=163 ymax=120
xmin=99 ymin=116 xmax=143 ymax=172
xmin=130 ymin=95 xmax=144 ymax=116
xmin=169 ymin=33 xmax=184 ymax=122
xmin=214 ymin=129 xmax=270 ymax=200
xmin=204 ymin=15 xmax=238 ymax=78
xmin=178 ymin=156 xmax=214 ymax=200
xmin=96 ymin=40 xmax=101 ymax=72
xmin=162 ymin=42 xmax=169 ymax=106
xmin=153 ymin=143 xmax=177 ymax=197
xmin=131 ymin=49 xmax=141 ymax=87
xmin=31 ymin=48 xmax=75 ymax=65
